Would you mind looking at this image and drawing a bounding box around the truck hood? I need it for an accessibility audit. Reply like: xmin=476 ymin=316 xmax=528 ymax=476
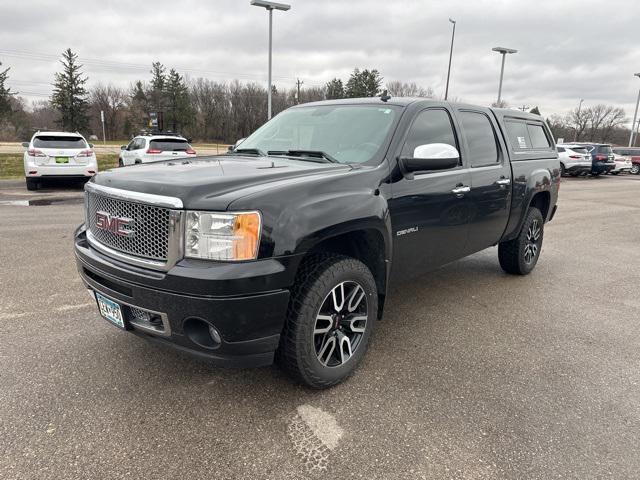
xmin=91 ymin=154 xmax=354 ymax=210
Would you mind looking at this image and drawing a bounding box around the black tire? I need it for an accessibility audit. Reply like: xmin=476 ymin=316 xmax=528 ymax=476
xmin=118 ymin=158 xmax=124 ymax=167
xmin=25 ymin=178 xmax=39 ymax=191
xmin=612 ymin=171 xmax=619 ymax=175
xmin=631 ymin=164 xmax=640 ymax=175
xmin=276 ymin=253 xmax=377 ymax=389
xmin=498 ymin=207 xmax=544 ymax=275
xmin=560 ymin=163 xmax=566 ymax=176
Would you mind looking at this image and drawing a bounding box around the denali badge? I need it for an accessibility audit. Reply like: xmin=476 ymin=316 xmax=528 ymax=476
xmin=95 ymin=211 xmax=135 ymax=237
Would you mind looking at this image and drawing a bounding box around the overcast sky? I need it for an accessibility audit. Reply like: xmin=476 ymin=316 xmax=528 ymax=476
xmin=1 ymin=0 xmax=639 ymax=124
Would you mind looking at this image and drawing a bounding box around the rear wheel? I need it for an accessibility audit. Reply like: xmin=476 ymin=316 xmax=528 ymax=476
xmin=118 ymin=158 xmax=124 ymax=167
xmin=25 ymin=178 xmax=39 ymax=191
xmin=560 ymin=164 xmax=566 ymax=176
xmin=498 ymin=207 xmax=544 ymax=275
xmin=631 ymin=164 xmax=640 ymax=175
xmin=277 ymin=254 xmax=377 ymax=389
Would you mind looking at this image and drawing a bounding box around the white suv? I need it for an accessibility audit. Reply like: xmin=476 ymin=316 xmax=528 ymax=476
xmin=118 ymin=133 xmax=196 ymax=166
xmin=556 ymin=144 xmax=592 ymax=176
xmin=23 ymin=131 xmax=98 ymax=190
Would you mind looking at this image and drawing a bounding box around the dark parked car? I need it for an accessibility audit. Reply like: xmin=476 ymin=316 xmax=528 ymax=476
xmin=612 ymin=147 xmax=640 ymax=174
xmin=74 ymin=97 xmax=560 ymax=388
xmin=576 ymin=143 xmax=615 ymax=175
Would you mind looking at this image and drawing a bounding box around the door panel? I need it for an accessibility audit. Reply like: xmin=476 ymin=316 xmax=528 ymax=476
xmin=456 ymin=109 xmax=512 ymax=253
xmin=389 ymin=107 xmax=472 ymax=280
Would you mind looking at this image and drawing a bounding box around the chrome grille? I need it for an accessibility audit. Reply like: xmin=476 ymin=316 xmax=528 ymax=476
xmin=87 ymin=191 xmax=171 ymax=261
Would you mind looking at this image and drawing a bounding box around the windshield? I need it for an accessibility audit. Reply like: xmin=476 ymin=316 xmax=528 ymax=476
xmin=598 ymin=146 xmax=613 ymax=154
xmin=149 ymin=139 xmax=190 ymax=151
xmin=568 ymin=147 xmax=588 ymax=154
xmin=238 ymin=104 xmax=401 ymax=164
xmin=33 ymin=136 xmax=86 ymax=149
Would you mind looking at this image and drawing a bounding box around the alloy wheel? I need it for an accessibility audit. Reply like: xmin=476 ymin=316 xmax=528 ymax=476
xmin=313 ymin=281 xmax=368 ymax=368
xmin=524 ymin=219 xmax=541 ymax=264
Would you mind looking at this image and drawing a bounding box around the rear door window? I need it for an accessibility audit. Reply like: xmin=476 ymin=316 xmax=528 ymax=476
xmin=569 ymin=147 xmax=588 ymax=154
xmin=598 ymin=145 xmax=613 ymax=154
xmin=459 ymin=111 xmax=500 ymax=167
xmin=504 ymin=121 xmax=531 ymax=150
xmin=33 ymin=136 xmax=86 ymax=149
xmin=149 ymin=139 xmax=190 ymax=151
xmin=526 ymin=124 xmax=551 ymax=149
xmin=557 ymin=146 xmax=565 ymax=152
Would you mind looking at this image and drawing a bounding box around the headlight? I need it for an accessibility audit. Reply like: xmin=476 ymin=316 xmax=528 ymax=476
xmin=185 ymin=211 xmax=261 ymax=261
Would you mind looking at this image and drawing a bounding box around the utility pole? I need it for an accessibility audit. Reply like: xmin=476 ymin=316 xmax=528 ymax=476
xmin=296 ymin=78 xmax=304 ymax=104
xmin=518 ymin=105 xmax=529 ymax=112
xmin=573 ymin=98 xmax=584 ymax=142
xmin=100 ymin=110 xmax=106 ymax=144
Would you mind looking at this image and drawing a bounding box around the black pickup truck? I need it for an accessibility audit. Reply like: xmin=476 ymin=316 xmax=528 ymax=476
xmin=74 ymin=97 xmax=559 ymax=388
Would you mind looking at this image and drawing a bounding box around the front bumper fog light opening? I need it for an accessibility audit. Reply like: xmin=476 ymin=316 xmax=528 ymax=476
xmin=183 ymin=318 xmax=222 ymax=350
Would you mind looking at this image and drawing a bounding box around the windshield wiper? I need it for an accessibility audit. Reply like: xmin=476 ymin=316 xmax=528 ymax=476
xmin=268 ymin=150 xmax=339 ymax=163
xmin=229 ymin=148 xmax=266 ymax=156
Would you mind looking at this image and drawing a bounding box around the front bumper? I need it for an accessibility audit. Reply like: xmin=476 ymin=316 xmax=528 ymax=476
xmin=74 ymin=226 xmax=302 ymax=367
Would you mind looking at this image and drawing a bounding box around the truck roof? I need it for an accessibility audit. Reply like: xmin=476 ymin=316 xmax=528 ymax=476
xmin=291 ymin=97 xmax=545 ymax=121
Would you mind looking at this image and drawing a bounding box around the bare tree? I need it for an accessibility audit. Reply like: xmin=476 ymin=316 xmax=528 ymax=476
xmin=90 ymin=83 xmax=126 ymax=140
xmin=386 ymin=80 xmax=433 ymax=98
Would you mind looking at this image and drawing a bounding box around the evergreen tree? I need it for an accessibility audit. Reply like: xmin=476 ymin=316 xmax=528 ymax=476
xmin=149 ymin=62 xmax=166 ymax=113
xmin=345 ymin=68 xmax=382 ymax=98
xmin=325 ymin=78 xmax=344 ymax=99
xmin=0 ymin=62 xmax=14 ymax=122
xmin=50 ymin=48 xmax=89 ymax=131
xmin=165 ymin=68 xmax=191 ymax=132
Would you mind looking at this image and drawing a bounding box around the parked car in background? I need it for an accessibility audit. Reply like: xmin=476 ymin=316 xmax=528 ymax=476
xmin=118 ymin=132 xmax=196 ymax=166
xmin=556 ymin=144 xmax=592 ymax=176
xmin=610 ymin=153 xmax=632 ymax=174
xmin=576 ymin=143 xmax=616 ymax=176
xmin=22 ymin=131 xmax=97 ymax=190
xmin=612 ymin=147 xmax=640 ymax=174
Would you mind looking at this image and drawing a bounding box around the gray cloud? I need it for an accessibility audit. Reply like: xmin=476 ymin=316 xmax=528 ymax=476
xmin=1 ymin=0 xmax=639 ymax=123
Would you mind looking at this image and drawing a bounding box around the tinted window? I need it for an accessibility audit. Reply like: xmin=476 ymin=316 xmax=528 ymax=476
xmin=597 ymin=145 xmax=613 ymax=154
xmin=126 ymin=140 xmax=136 ymax=151
xmin=134 ymin=138 xmax=146 ymax=150
xmin=505 ymin=121 xmax=531 ymax=150
xmin=33 ymin=136 xmax=86 ymax=149
xmin=459 ymin=111 xmax=499 ymax=167
xmin=401 ymin=109 xmax=458 ymax=158
xmin=568 ymin=147 xmax=588 ymax=154
xmin=557 ymin=146 xmax=565 ymax=152
xmin=527 ymin=124 xmax=551 ymax=148
xmin=149 ymin=138 xmax=190 ymax=151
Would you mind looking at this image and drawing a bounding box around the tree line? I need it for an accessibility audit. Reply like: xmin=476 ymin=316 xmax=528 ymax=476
xmin=0 ymin=48 xmax=635 ymax=146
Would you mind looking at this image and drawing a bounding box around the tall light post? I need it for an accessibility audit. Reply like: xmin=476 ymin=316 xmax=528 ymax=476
xmin=492 ymin=47 xmax=517 ymax=105
xmin=628 ymin=73 xmax=640 ymax=147
xmin=250 ymin=0 xmax=291 ymax=121
xmin=574 ymin=98 xmax=584 ymax=142
xmin=444 ymin=18 xmax=456 ymax=101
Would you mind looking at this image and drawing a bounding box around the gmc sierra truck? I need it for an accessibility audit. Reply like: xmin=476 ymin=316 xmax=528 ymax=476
xmin=74 ymin=97 xmax=560 ymax=388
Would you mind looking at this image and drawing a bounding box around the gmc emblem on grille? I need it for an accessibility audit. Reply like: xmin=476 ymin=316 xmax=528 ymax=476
xmin=95 ymin=211 xmax=135 ymax=237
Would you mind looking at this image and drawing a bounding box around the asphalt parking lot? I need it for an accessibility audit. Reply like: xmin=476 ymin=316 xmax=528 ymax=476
xmin=1 ymin=175 xmax=639 ymax=479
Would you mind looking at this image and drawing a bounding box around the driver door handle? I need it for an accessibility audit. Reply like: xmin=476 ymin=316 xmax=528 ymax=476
xmin=495 ymin=177 xmax=511 ymax=186
xmin=451 ymin=185 xmax=470 ymax=197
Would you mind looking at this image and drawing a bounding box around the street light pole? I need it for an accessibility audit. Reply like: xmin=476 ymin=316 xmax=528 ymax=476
xmin=492 ymin=47 xmax=517 ymax=105
xmin=444 ymin=18 xmax=456 ymax=101
xmin=250 ymin=0 xmax=291 ymax=121
xmin=629 ymin=73 xmax=640 ymax=147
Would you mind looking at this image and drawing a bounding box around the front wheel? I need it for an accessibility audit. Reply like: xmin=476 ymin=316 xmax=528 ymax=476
xmin=498 ymin=207 xmax=544 ymax=275
xmin=277 ymin=254 xmax=377 ymax=389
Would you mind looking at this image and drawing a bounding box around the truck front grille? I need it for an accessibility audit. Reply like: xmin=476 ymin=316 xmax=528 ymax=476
xmin=87 ymin=191 xmax=171 ymax=261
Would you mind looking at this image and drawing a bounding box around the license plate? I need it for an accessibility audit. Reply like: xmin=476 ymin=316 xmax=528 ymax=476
xmin=55 ymin=157 xmax=69 ymax=164
xmin=95 ymin=292 xmax=125 ymax=329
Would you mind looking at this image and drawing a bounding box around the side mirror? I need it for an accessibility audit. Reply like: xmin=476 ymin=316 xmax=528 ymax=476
xmin=21 ymin=142 xmax=29 ymax=148
xmin=120 ymin=145 xmax=127 ymax=150
xmin=88 ymin=143 xmax=94 ymax=148
xmin=400 ymin=143 xmax=460 ymax=174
